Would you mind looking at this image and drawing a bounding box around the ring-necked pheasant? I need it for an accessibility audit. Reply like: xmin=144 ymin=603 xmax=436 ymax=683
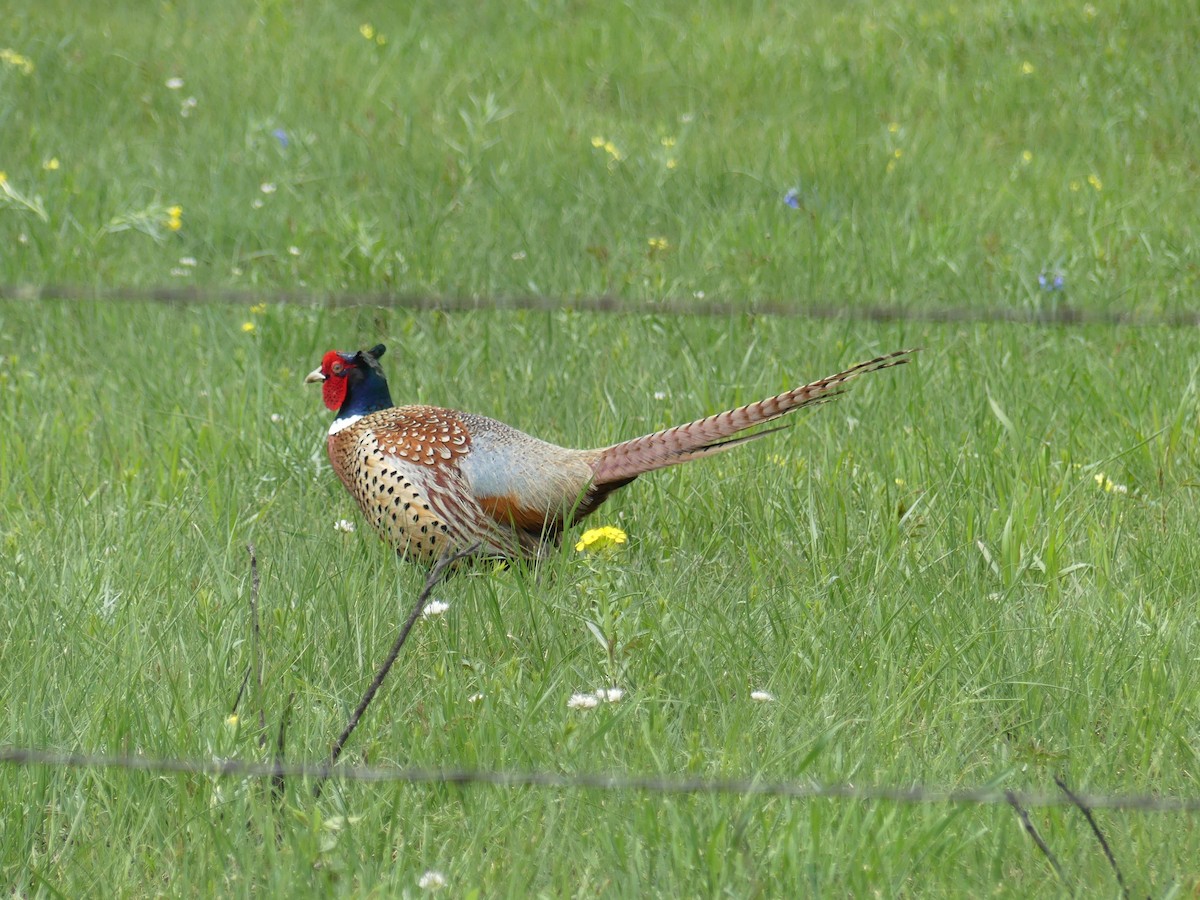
xmin=306 ymin=344 xmax=913 ymax=562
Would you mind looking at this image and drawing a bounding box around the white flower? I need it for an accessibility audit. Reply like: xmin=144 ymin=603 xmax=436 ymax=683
xmin=165 ymin=77 xmax=184 ymax=90
xmin=260 ymin=182 xmax=277 ymax=194
xmin=422 ymin=600 xmax=449 ymax=617
xmin=99 ymin=587 xmax=121 ymax=623
xmin=180 ymin=96 xmax=197 ymax=117
xmin=467 ymin=692 xmax=484 ymax=703
xmin=333 ymin=519 xmax=356 ymax=533
xmin=511 ymin=250 xmax=526 ymax=260
xmin=270 ymin=413 xmax=283 ymax=423
xmin=568 ymin=693 xmax=600 ymax=710
xmin=418 ymin=870 xmax=447 ymax=891
xmin=178 ymin=256 xmax=197 ymax=267
xmin=750 ymin=690 xmax=774 ymax=703
xmin=169 ymin=267 xmax=191 ymax=278
xmin=251 ymin=198 xmax=264 ymax=210
xmin=288 ymin=245 xmax=300 ymax=256
xmin=594 ymin=687 xmax=624 ymax=703
xmin=653 ymin=390 xmax=667 ymax=401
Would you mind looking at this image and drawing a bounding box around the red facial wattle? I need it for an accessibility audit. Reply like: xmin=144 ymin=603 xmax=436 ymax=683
xmin=322 ymin=376 xmax=348 ymax=411
xmin=321 ymin=351 xmax=352 ymax=411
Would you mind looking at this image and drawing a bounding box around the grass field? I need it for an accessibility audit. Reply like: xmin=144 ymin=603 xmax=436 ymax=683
xmin=3 ymin=0 xmax=1200 ymax=896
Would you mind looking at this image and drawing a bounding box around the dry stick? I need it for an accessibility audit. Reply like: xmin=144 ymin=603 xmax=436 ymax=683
xmin=229 ymin=545 xmax=263 ymax=722
xmin=1006 ymin=790 xmax=1065 ymax=881
xmin=230 ymin=665 xmax=251 ymax=716
xmin=1055 ymin=775 xmax=1137 ymax=900
xmin=272 ymin=692 xmax=296 ymax=806
xmin=248 ymin=543 xmax=267 ymax=746
xmin=313 ymin=542 xmax=480 ymax=799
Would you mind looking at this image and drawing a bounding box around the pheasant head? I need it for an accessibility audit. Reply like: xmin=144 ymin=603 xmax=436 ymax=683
xmin=304 ymin=343 xmax=394 ymax=421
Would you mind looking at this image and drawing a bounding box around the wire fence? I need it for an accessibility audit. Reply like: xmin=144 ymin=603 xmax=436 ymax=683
xmin=4 ymin=283 xmax=1196 ymax=327
xmin=0 ymin=745 xmax=1197 ymax=814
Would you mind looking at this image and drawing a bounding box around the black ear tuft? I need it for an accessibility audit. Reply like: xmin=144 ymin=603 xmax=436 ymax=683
xmin=367 ymin=344 xmax=386 ymax=360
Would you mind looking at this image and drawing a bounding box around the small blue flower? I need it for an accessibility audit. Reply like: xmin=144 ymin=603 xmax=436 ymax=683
xmin=272 ymin=128 xmax=289 ymax=149
xmin=783 ymin=188 xmax=801 ymax=209
xmin=1038 ymin=272 xmax=1065 ymax=291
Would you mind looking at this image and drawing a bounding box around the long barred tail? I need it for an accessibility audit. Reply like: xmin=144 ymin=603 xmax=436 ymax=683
xmin=589 ymin=349 xmax=915 ymax=486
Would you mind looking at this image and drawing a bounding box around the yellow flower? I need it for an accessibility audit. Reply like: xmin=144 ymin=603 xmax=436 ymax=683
xmin=0 ymin=48 xmax=35 ymax=75
xmin=0 ymin=172 xmax=6 ymax=185
xmin=575 ymin=526 xmax=628 ymax=553
xmin=42 ymin=157 xmax=60 ymax=171
xmin=893 ymin=148 xmax=903 ymax=159
xmin=241 ymin=322 xmax=256 ymax=333
xmin=666 ymin=158 xmax=677 ymax=169
xmin=590 ymin=135 xmax=622 ymax=161
xmin=660 ymin=135 xmax=676 ymax=148
xmin=887 ymin=122 xmax=900 ymax=134
xmin=249 ymin=302 xmax=267 ymax=315
xmin=1087 ymin=173 xmax=1103 ymax=191
xmin=359 ymin=23 xmax=375 ymax=40
xmin=166 ymin=204 xmax=183 ymax=232
xmin=1021 ymin=61 xmax=1035 ymax=75
xmin=1069 ymin=179 xmax=1082 ymax=192
xmin=1021 ymin=150 xmax=1033 ymax=164
xmin=647 ymin=236 xmax=669 ymax=252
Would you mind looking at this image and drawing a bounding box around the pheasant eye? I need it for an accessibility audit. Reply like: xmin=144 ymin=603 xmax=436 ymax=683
xmin=331 ymin=361 xmax=346 ymax=376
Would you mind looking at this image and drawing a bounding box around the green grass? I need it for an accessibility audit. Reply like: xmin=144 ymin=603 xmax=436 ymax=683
xmin=3 ymin=0 xmax=1198 ymax=312
xmin=3 ymin=0 xmax=1200 ymax=895
xmin=5 ymin=305 xmax=1200 ymax=895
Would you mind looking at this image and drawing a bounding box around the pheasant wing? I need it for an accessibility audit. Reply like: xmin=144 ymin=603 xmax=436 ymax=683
xmin=343 ymin=407 xmax=537 ymax=560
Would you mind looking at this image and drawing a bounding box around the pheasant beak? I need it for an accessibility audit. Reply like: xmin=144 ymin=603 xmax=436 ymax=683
xmin=304 ymin=366 xmax=326 ymax=384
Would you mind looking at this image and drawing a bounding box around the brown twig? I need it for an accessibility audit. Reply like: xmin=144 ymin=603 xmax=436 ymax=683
xmin=1006 ymin=790 xmax=1065 ymax=881
xmin=230 ymin=665 xmax=251 ymax=717
xmin=247 ymin=544 xmax=267 ymax=745
xmin=313 ymin=543 xmax=479 ymax=799
xmin=272 ymin=692 xmax=295 ymax=806
xmin=1056 ymin=775 xmax=1138 ymax=899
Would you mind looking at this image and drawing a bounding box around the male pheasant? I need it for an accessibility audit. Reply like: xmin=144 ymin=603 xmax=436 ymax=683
xmin=306 ymin=344 xmax=913 ymax=562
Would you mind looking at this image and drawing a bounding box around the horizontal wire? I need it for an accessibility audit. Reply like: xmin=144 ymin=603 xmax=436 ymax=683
xmin=2 ymin=746 xmax=1198 ymax=812
xmin=2 ymin=284 xmax=1195 ymax=327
